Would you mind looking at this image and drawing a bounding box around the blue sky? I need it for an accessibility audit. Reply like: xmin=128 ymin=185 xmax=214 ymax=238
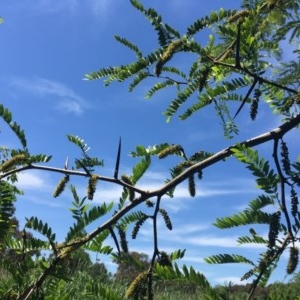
xmin=1 ymin=0 xmax=299 ymax=286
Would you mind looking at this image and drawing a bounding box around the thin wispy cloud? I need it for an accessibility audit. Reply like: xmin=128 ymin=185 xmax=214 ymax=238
xmin=15 ymin=0 xmax=118 ymax=21
xmin=184 ymin=235 xmax=266 ymax=249
xmin=17 ymin=172 xmax=46 ymax=189
xmin=10 ymin=77 xmax=90 ymax=116
xmin=139 ymin=220 xmax=209 ymax=239
xmin=5 ymin=0 xmax=79 ymax=16
xmin=138 ymin=218 xmax=267 ymax=250
xmin=86 ymin=0 xmax=114 ymax=19
xmin=35 ymin=0 xmax=79 ymax=14
xmin=15 ymin=171 xmax=64 ymax=208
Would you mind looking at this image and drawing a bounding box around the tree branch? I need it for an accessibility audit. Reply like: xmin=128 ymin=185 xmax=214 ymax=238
xmin=151 ymin=113 xmax=300 ymax=197
xmin=13 ymin=113 xmax=300 ymax=300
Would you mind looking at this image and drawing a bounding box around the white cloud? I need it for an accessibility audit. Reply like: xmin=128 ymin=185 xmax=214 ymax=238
xmin=35 ymin=0 xmax=78 ymax=14
xmin=138 ymin=218 xmax=267 ymax=250
xmin=14 ymin=0 xmax=117 ymax=21
xmin=6 ymin=0 xmax=79 ymax=16
xmin=138 ymin=220 xmax=209 ymax=241
xmin=56 ymin=99 xmax=85 ymax=115
xmin=17 ymin=171 xmax=48 ymax=190
xmin=181 ymin=255 xmax=204 ymax=264
xmin=10 ymin=77 xmax=90 ymax=116
xmin=93 ymin=185 xmax=124 ymax=203
xmin=15 ymin=171 xmax=64 ymax=207
xmin=184 ymin=236 xmax=240 ymax=248
xmin=87 ymin=0 xmax=112 ymax=19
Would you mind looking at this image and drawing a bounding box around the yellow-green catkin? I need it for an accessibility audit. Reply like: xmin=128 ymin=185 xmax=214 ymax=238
xmin=53 ymin=175 xmax=70 ymax=198
xmin=268 ymin=212 xmax=280 ymax=248
xmin=1 ymin=154 xmax=28 ymax=172
xmin=132 ymin=214 xmax=148 ymax=239
xmin=159 ymin=208 xmax=172 ymax=230
xmin=188 ymin=175 xmax=196 ymax=197
xmin=158 ymin=144 xmax=183 ymax=159
xmin=155 ymin=40 xmax=183 ymax=76
xmin=87 ymin=174 xmax=98 ymax=200
xmin=287 ymin=247 xmax=299 ymax=274
xmin=125 ymin=271 xmax=148 ymax=299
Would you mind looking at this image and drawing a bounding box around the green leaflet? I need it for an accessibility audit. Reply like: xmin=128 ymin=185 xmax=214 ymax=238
xmin=120 ymin=211 xmax=146 ymax=227
xmin=237 ymin=235 xmax=268 ymax=245
xmin=0 ymin=181 xmax=16 ymax=245
xmin=131 ymin=155 xmax=151 ymax=184
xmin=25 ymin=217 xmax=56 ymax=242
xmin=129 ymin=71 xmax=149 ymax=92
xmin=186 ymin=9 xmax=236 ymax=37
xmin=132 ymin=213 xmax=148 ymax=239
xmin=69 ymin=185 xmax=89 ymax=221
xmin=163 ymin=81 xmax=199 ymax=122
xmin=28 ymin=154 xmax=52 ymax=164
xmin=130 ymin=0 xmax=172 ymax=47
xmin=248 ymin=194 xmax=274 ymax=211
xmin=7 ymin=236 xmax=50 ymax=253
xmin=0 ymin=104 xmax=27 ymax=148
xmin=179 ymin=77 xmax=251 ymax=121
xmin=67 ymin=185 xmax=113 ymax=241
xmin=130 ymin=143 xmax=170 ymax=157
xmin=231 ymin=144 xmax=278 ymax=194
xmin=84 ymin=229 xmax=111 ymax=253
xmin=88 ymin=281 xmax=123 ymax=300
xmin=114 ymin=35 xmax=143 ymax=58
xmin=169 ymin=249 xmax=186 ymax=261
xmin=67 ymin=135 xmax=104 ymax=173
xmin=145 ymin=80 xmax=177 ymax=99
xmin=67 ymin=134 xmax=90 ymax=153
xmin=82 ymin=202 xmax=113 ymax=226
xmin=154 ymin=263 xmax=217 ymax=297
xmin=214 ymin=210 xmax=271 ymax=229
xmin=204 ymin=254 xmax=255 ymax=266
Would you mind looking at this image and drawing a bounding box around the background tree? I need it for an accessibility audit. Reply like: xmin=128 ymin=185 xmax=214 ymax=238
xmin=113 ymin=251 xmax=150 ymax=284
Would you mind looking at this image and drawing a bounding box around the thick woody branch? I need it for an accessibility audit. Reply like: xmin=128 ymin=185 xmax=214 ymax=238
xmin=2 ymin=114 xmax=300 ymax=200
xmin=15 ymin=113 xmax=300 ymax=300
xmin=151 ymin=113 xmax=300 ymax=197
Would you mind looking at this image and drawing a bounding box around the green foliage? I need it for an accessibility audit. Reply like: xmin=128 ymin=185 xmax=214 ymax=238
xmin=0 ymin=181 xmax=17 ymax=245
xmin=186 ymin=9 xmax=236 ymax=36
xmin=67 ymin=134 xmax=104 ymax=172
xmin=1 ymin=0 xmax=300 ymax=299
xmin=25 ymin=217 xmax=56 ymax=242
xmin=130 ymin=0 xmax=177 ymax=47
xmin=114 ymin=35 xmax=143 ymax=59
xmin=86 ymin=0 xmax=299 ymax=138
xmin=0 ymin=104 xmax=27 ymax=148
xmin=205 ymin=254 xmax=255 ymax=265
xmin=131 ymin=155 xmax=151 ymax=185
xmin=154 ymin=263 xmax=218 ymax=298
xmin=232 ymin=144 xmax=278 ymax=194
